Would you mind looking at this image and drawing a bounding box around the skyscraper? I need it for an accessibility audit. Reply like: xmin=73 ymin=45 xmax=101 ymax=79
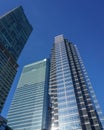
xmin=0 ymin=6 xmax=33 ymax=113
xmin=7 ymin=59 xmax=49 ymax=130
xmin=0 ymin=43 xmax=18 ymax=113
xmin=7 ymin=35 xmax=104 ymax=130
xmin=0 ymin=6 xmax=32 ymax=60
xmin=49 ymin=35 xmax=104 ymax=130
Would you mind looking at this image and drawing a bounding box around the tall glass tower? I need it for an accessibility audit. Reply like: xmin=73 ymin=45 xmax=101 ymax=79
xmin=7 ymin=35 xmax=104 ymax=130
xmin=0 ymin=6 xmax=33 ymax=60
xmin=0 ymin=6 xmax=33 ymax=113
xmin=0 ymin=43 xmax=18 ymax=113
xmin=7 ymin=59 xmax=49 ymax=130
xmin=49 ymin=35 xmax=104 ymax=130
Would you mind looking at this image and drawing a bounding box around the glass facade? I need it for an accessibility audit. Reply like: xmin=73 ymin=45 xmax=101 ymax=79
xmin=0 ymin=6 xmax=33 ymax=113
xmin=7 ymin=59 xmax=49 ymax=130
xmin=0 ymin=44 xmax=18 ymax=113
xmin=0 ymin=115 xmax=7 ymax=130
xmin=49 ymin=35 xmax=104 ymax=130
xmin=0 ymin=115 xmax=13 ymax=130
xmin=6 ymin=34 xmax=104 ymax=130
xmin=0 ymin=6 xmax=33 ymax=60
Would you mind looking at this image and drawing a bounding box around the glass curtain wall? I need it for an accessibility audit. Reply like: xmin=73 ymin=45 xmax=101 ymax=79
xmin=49 ymin=34 xmax=104 ymax=130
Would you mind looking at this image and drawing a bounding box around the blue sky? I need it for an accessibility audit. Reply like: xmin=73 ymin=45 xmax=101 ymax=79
xmin=0 ymin=0 xmax=104 ymax=117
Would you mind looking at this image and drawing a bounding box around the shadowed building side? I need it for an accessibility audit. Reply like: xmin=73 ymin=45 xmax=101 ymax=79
xmin=0 ymin=6 xmax=33 ymax=113
xmin=0 ymin=115 xmax=13 ymax=130
xmin=0 ymin=43 xmax=18 ymax=113
xmin=0 ymin=6 xmax=33 ymax=60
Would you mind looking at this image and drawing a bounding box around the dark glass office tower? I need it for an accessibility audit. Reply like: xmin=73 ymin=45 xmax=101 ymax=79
xmin=49 ymin=35 xmax=104 ymax=130
xmin=0 ymin=6 xmax=33 ymax=113
xmin=0 ymin=115 xmax=12 ymax=130
xmin=0 ymin=6 xmax=33 ymax=60
xmin=0 ymin=115 xmax=7 ymax=130
xmin=0 ymin=43 xmax=18 ymax=113
xmin=7 ymin=59 xmax=49 ymax=130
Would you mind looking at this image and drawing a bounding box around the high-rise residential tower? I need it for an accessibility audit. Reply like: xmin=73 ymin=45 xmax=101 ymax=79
xmin=7 ymin=59 xmax=50 ymax=130
xmin=49 ymin=35 xmax=104 ymax=130
xmin=0 ymin=6 xmax=33 ymax=113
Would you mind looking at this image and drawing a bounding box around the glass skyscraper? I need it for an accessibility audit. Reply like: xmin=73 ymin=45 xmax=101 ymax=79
xmin=49 ymin=35 xmax=104 ymax=130
xmin=7 ymin=35 xmax=104 ymax=130
xmin=7 ymin=59 xmax=49 ymax=130
xmin=0 ymin=6 xmax=33 ymax=60
xmin=0 ymin=44 xmax=18 ymax=113
xmin=0 ymin=6 xmax=32 ymax=113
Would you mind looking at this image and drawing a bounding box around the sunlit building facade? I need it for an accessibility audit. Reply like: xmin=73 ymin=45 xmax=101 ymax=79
xmin=49 ymin=35 xmax=104 ymax=130
xmin=0 ymin=6 xmax=32 ymax=113
xmin=7 ymin=59 xmax=50 ymax=130
xmin=7 ymin=35 xmax=104 ymax=130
